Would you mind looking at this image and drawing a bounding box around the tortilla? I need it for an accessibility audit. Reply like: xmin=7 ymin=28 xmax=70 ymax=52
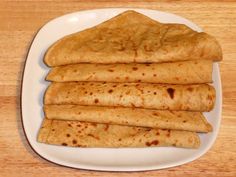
xmin=46 ymin=60 xmax=213 ymax=84
xmin=38 ymin=118 xmax=200 ymax=148
xmin=45 ymin=105 xmax=212 ymax=132
xmin=44 ymin=10 xmax=222 ymax=66
xmin=44 ymin=82 xmax=215 ymax=111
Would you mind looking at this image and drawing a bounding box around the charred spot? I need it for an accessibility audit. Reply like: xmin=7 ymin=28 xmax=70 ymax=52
xmin=118 ymin=138 xmax=122 ymax=141
xmin=207 ymin=95 xmax=212 ymax=100
xmin=123 ymin=84 xmax=128 ymax=87
xmin=72 ymin=140 xmax=77 ymax=144
xmin=73 ymin=69 xmax=77 ymax=72
xmin=153 ymin=92 xmax=157 ymax=95
xmin=104 ymin=124 xmax=109 ymax=131
xmin=84 ymin=91 xmax=88 ymax=94
xmin=175 ymin=77 xmax=179 ymax=81
xmin=102 ymin=82 xmax=106 ymax=84
xmin=156 ymin=132 xmax=160 ymax=135
xmin=113 ymin=85 xmax=117 ymax=87
xmin=119 ymin=95 xmax=123 ymax=98
xmin=68 ymin=124 xmax=72 ymax=127
xmin=187 ymin=87 xmax=193 ymax=92
xmin=108 ymin=69 xmax=114 ymax=72
xmin=90 ymin=83 xmax=94 ymax=86
xmin=126 ymin=90 xmax=130 ymax=95
xmin=183 ymin=120 xmax=187 ymax=123
xmin=94 ymin=99 xmax=99 ymax=103
xmin=167 ymin=88 xmax=175 ymax=99
xmin=166 ymin=130 xmax=171 ymax=137
xmin=135 ymin=84 xmax=140 ymax=87
xmin=77 ymin=124 xmax=81 ymax=127
xmin=78 ymin=130 xmax=81 ymax=133
xmin=153 ymin=74 xmax=157 ymax=77
xmin=62 ymin=143 xmax=67 ymax=146
xmin=89 ymin=92 xmax=93 ymax=95
xmin=142 ymin=73 xmax=145 ymax=76
xmin=91 ymin=123 xmax=97 ymax=127
xmin=66 ymin=134 xmax=70 ymax=137
xmin=137 ymin=79 xmax=141 ymax=82
xmin=146 ymin=140 xmax=159 ymax=146
xmin=52 ymin=129 xmax=55 ymax=131
xmin=152 ymin=112 xmax=159 ymax=116
xmin=132 ymin=67 xmax=138 ymax=71
xmin=108 ymin=89 xmax=113 ymax=93
xmin=125 ymin=76 xmax=129 ymax=80
xmin=145 ymin=64 xmax=150 ymax=66
xmin=178 ymin=63 xmax=183 ymax=66
xmin=88 ymin=134 xmax=100 ymax=140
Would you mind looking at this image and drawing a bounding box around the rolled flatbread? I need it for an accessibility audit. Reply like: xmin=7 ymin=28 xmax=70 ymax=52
xmin=44 ymin=82 xmax=215 ymax=111
xmin=44 ymin=10 xmax=222 ymax=66
xmin=46 ymin=60 xmax=213 ymax=84
xmin=37 ymin=118 xmax=200 ymax=148
xmin=45 ymin=105 xmax=212 ymax=132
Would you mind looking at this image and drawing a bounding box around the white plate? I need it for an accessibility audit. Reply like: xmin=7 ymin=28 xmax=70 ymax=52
xmin=21 ymin=8 xmax=222 ymax=171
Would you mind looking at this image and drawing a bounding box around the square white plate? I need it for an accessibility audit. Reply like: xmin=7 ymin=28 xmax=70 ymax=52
xmin=21 ymin=8 xmax=222 ymax=171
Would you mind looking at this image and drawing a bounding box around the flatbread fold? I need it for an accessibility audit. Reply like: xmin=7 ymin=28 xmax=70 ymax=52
xmin=38 ymin=118 xmax=200 ymax=148
xmin=45 ymin=105 xmax=212 ymax=132
xmin=46 ymin=60 xmax=213 ymax=84
xmin=44 ymin=82 xmax=215 ymax=111
xmin=44 ymin=10 xmax=222 ymax=66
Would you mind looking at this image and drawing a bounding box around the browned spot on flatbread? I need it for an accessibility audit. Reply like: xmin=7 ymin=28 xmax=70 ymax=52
xmin=152 ymin=112 xmax=159 ymax=116
xmin=72 ymin=140 xmax=77 ymax=144
xmin=167 ymin=88 xmax=175 ymax=99
xmin=62 ymin=143 xmax=67 ymax=146
xmin=125 ymin=76 xmax=129 ymax=80
xmin=153 ymin=74 xmax=157 ymax=77
xmin=187 ymin=87 xmax=193 ymax=92
xmin=132 ymin=67 xmax=138 ymax=71
xmin=66 ymin=134 xmax=70 ymax=137
xmin=142 ymin=73 xmax=145 ymax=76
xmin=94 ymin=99 xmax=99 ymax=103
xmin=108 ymin=89 xmax=113 ymax=93
xmin=91 ymin=123 xmax=97 ymax=127
xmin=88 ymin=133 xmax=100 ymax=140
xmin=146 ymin=140 xmax=159 ymax=146
xmin=68 ymin=124 xmax=72 ymax=127
xmin=166 ymin=130 xmax=171 ymax=137
xmin=108 ymin=69 xmax=114 ymax=72
xmin=153 ymin=92 xmax=157 ymax=95
xmin=104 ymin=124 xmax=109 ymax=131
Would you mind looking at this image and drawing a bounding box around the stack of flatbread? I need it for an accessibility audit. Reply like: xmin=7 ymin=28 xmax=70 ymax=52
xmin=38 ymin=10 xmax=222 ymax=149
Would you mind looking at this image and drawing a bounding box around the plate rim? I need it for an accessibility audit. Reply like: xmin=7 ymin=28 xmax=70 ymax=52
xmin=21 ymin=7 xmax=222 ymax=172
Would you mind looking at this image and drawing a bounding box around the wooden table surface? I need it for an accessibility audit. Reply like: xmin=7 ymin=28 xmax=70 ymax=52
xmin=0 ymin=1 xmax=235 ymax=177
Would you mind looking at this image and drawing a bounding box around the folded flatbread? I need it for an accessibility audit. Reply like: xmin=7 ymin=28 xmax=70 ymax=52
xmin=44 ymin=82 xmax=215 ymax=111
xmin=44 ymin=10 xmax=222 ymax=66
xmin=45 ymin=105 xmax=212 ymax=132
xmin=46 ymin=60 xmax=213 ymax=84
xmin=37 ymin=118 xmax=200 ymax=148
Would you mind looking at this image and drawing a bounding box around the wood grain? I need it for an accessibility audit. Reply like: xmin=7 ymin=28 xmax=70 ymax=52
xmin=0 ymin=1 xmax=235 ymax=177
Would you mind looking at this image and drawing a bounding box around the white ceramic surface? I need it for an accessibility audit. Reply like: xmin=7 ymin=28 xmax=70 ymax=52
xmin=21 ymin=8 xmax=222 ymax=171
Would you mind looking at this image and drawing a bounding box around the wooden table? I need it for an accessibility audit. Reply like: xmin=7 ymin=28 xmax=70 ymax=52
xmin=0 ymin=1 xmax=235 ymax=176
